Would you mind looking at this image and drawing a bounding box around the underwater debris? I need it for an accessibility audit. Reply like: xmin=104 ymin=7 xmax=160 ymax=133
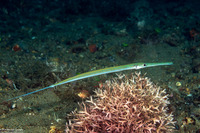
xmin=181 ymin=117 xmax=195 ymax=128
xmin=88 ymin=44 xmax=97 ymax=53
xmin=49 ymin=125 xmax=62 ymax=133
xmin=12 ymin=44 xmax=21 ymax=52
xmin=189 ymin=28 xmax=199 ymax=40
xmin=176 ymin=82 xmax=182 ymax=87
xmin=77 ymin=90 xmax=90 ymax=99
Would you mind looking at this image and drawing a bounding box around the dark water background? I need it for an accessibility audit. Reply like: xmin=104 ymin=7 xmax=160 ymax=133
xmin=0 ymin=0 xmax=199 ymax=132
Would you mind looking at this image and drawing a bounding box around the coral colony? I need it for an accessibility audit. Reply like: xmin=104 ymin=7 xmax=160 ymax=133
xmin=66 ymin=72 xmax=176 ymax=133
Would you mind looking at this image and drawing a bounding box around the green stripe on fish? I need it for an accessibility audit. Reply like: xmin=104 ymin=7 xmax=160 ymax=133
xmin=4 ymin=62 xmax=173 ymax=102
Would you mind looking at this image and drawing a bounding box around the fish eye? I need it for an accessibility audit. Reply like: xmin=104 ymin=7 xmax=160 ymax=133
xmin=143 ymin=64 xmax=146 ymax=66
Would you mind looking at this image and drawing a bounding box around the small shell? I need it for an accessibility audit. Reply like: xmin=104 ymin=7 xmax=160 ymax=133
xmin=176 ymin=82 xmax=181 ymax=87
xmin=11 ymin=103 xmax=17 ymax=109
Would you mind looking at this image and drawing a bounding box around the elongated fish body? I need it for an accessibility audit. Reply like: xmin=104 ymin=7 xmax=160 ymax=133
xmin=4 ymin=62 xmax=173 ymax=102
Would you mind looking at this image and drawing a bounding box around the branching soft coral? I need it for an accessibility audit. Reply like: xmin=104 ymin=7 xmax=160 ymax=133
xmin=66 ymin=72 xmax=176 ymax=133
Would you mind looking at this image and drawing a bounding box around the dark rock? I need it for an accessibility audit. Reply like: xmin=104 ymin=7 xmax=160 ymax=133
xmin=192 ymin=58 xmax=200 ymax=73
